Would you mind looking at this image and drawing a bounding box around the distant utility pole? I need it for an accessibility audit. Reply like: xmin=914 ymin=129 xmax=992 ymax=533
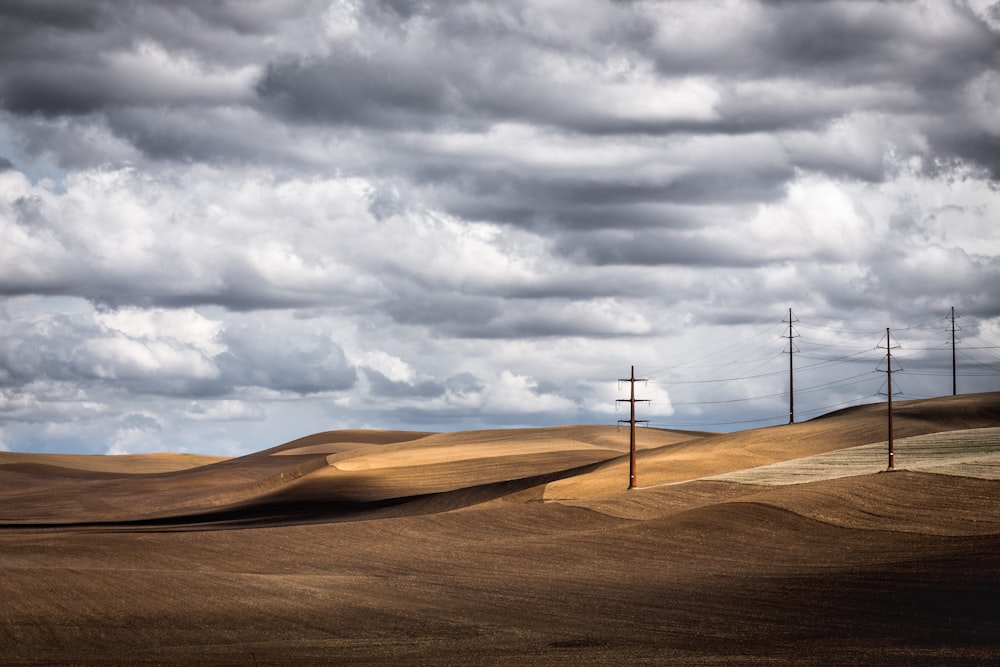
xmin=950 ymin=306 xmax=960 ymax=396
xmin=877 ymin=328 xmax=901 ymax=471
xmin=783 ymin=308 xmax=799 ymax=424
xmin=617 ymin=365 xmax=649 ymax=490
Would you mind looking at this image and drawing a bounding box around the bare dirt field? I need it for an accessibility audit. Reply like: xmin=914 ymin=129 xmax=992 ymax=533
xmin=1 ymin=393 xmax=999 ymax=665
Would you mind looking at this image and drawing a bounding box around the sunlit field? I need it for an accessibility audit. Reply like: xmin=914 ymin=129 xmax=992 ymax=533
xmin=2 ymin=393 xmax=999 ymax=665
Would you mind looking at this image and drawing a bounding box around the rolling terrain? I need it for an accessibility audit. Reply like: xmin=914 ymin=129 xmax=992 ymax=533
xmin=1 ymin=392 xmax=999 ymax=665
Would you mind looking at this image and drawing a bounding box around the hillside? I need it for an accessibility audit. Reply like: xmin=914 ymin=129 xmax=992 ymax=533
xmin=1 ymin=392 xmax=999 ymax=665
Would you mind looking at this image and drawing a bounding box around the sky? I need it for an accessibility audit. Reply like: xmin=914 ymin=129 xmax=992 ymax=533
xmin=1 ymin=0 xmax=999 ymax=456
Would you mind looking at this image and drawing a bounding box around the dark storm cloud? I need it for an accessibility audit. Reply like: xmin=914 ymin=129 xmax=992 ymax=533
xmin=858 ymin=247 xmax=1000 ymax=320
xmin=253 ymin=29 xmax=677 ymax=137
xmin=246 ymin=0 xmax=1000 ymax=149
xmin=363 ymin=368 xmax=446 ymax=399
xmin=435 ymin=172 xmax=706 ymax=229
xmin=752 ymin=2 xmax=1000 ymax=177
xmin=0 ymin=0 xmax=109 ymax=33
xmin=383 ymin=292 xmax=502 ymax=330
xmin=2 ymin=64 xmax=117 ymax=116
xmin=256 ymin=51 xmax=453 ymax=129
xmin=515 ymin=168 xmax=789 ymax=208
xmin=2 ymin=0 xmax=997 ymax=181
xmin=760 ymin=4 xmax=949 ymax=81
xmin=409 ymin=160 xmax=793 ymax=235
xmin=949 ymin=133 xmax=1000 ymax=181
xmin=0 ymin=0 xmax=305 ymax=56
xmin=254 ymin=1 xmax=659 ymax=134
xmin=638 ymin=2 xmax=1000 ymax=180
xmin=444 ymin=314 xmax=642 ymax=340
xmin=557 ymin=229 xmax=776 ymax=268
xmin=148 ymin=284 xmax=329 ymax=313
xmin=0 ymin=0 xmax=303 ymax=119
xmin=0 ymin=255 xmax=331 ymax=314
xmin=656 ymin=1 xmax=1000 ymax=85
xmin=0 ymin=0 xmax=285 ymax=36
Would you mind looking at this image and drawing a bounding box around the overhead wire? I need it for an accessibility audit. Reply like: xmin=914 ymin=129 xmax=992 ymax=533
xmin=629 ymin=309 xmax=999 ymax=432
xmin=641 ymin=320 xmax=786 ymax=381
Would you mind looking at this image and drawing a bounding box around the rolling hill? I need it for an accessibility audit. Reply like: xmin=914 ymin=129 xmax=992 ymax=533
xmin=1 ymin=392 xmax=998 ymax=664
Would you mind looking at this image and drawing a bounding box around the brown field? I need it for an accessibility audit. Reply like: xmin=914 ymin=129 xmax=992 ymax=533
xmin=2 ymin=393 xmax=1000 ymax=665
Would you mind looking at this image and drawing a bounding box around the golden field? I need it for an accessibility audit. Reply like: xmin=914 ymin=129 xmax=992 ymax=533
xmin=1 ymin=392 xmax=999 ymax=665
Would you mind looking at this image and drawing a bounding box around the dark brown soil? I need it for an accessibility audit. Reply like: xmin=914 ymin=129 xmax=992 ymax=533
xmin=1 ymin=393 xmax=999 ymax=665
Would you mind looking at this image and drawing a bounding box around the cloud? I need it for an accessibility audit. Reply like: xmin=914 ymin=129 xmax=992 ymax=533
xmin=184 ymin=400 xmax=265 ymax=422
xmin=0 ymin=165 xmax=383 ymax=309
xmin=0 ymin=304 xmax=221 ymax=397
xmin=0 ymin=300 xmax=358 ymax=398
xmin=363 ymin=368 xmax=446 ymax=399
xmin=478 ymin=370 xmax=577 ymax=415
xmin=2 ymin=43 xmax=255 ymax=116
xmin=256 ymin=49 xmax=452 ymax=129
xmin=0 ymin=0 xmax=998 ymax=454
xmin=217 ymin=318 xmax=357 ymax=394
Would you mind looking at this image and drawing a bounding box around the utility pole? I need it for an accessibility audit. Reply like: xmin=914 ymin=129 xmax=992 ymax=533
xmin=951 ymin=306 xmax=959 ymax=396
xmin=783 ymin=308 xmax=799 ymax=424
xmin=617 ymin=365 xmax=649 ymax=490
xmin=877 ymin=328 xmax=901 ymax=471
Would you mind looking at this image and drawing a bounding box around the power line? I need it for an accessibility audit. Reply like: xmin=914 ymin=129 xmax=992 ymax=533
xmin=633 ymin=307 xmax=998 ymax=436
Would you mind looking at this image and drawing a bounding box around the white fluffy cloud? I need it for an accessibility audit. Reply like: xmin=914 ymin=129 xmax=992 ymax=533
xmin=0 ymin=0 xmax=998 ymax=454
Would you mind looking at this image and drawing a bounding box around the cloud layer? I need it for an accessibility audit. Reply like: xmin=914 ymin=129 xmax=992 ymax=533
xmin=1 ymin=0 xmax=999 ymax=454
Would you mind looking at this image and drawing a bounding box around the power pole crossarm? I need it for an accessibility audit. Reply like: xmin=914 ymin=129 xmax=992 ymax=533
xmin=617 ymin=365 xmax=649 ymax=490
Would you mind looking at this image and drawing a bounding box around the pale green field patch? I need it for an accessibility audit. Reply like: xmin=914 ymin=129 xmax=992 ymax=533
xmin=704 ymin=427 xmax=1000 ymax=486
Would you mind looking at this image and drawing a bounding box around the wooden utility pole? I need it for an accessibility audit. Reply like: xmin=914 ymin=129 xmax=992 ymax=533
xmin=887 ymin=328 xmax=894 ymax=471
xmin=617 ymin=365 xmax=649 ymax=490
xmin=783 ymin=308 xmax=798 ymax=424
xmin=878 ymin=328 xmax=900 ymax=471
xmin=951 ymin=306 xmax=958 ymax=396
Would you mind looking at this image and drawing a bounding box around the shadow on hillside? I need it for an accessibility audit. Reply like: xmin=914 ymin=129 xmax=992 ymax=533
xmin=5 ymin=460 xmax=610 ymax=532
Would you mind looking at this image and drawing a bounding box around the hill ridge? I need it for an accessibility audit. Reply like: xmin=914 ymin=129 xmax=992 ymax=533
xmin=0 ymin=392 xmax=997 ymax=526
